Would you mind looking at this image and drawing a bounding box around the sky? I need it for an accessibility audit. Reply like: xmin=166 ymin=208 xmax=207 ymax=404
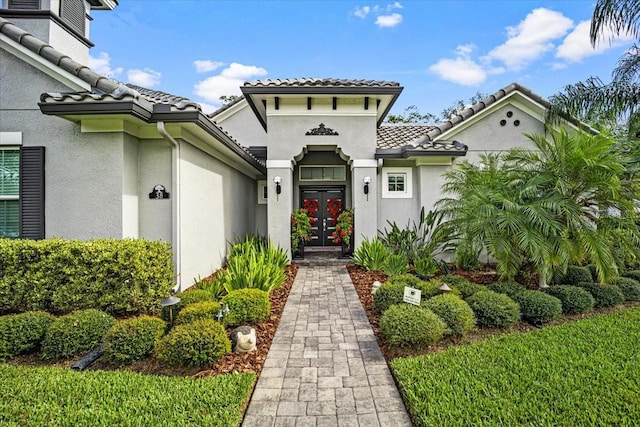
xmin=87 ymin=0 xmax=636 ymax=117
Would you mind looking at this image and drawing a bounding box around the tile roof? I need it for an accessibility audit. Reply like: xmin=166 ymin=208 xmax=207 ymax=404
xmin=415 ymin=83 xmax=550 ymax=143
xmin=244 ymin=78 xmax=401 ymax=88
xmin=376 ymin=124 xmax=437 ymax=149
xmin=126 ymin=84 xmax=201 ymax=111
xmin=0 ymin=16 xmax=121 ymax=94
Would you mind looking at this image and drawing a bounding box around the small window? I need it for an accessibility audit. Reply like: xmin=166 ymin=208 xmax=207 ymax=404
xmin=0 ymin=149 xmax=20 ymax=238
xmin=257 ymin=180 xmax=267 ymax=204
xmin=8 ymin=0 xmax=40 ymax=9
xmin=299 ymin=166 xmax=346 ymax=181
xmin=382 ymin=167 xmax=412 ymax=199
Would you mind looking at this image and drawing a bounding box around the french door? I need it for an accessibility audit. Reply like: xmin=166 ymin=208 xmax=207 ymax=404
xmin=300 ymin=187 xmax=345 ymax=246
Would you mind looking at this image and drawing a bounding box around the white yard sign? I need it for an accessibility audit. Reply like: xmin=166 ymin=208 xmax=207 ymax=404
xmin=403 ymin=286 xmax=421 ymax=306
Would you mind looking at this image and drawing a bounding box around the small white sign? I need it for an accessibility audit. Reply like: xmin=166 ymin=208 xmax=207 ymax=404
xmin=403 ymin=286 xmax=421 ymax=306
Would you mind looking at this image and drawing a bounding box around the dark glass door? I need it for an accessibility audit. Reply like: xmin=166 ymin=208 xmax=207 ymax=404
xmin=300 ymin=187 xmax=345 ymax=246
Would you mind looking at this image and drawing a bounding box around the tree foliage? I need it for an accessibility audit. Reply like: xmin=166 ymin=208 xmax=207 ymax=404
xmin=386 ymin=92 xmax=488 ymax=124
xmin=435 ymin=129 xmax=639 ymax=286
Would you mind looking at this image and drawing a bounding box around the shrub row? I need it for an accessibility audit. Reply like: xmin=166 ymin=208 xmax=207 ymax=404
xmin=0 ymin=311 xmax=54 ymax=361
xmin=41 ymin=309 xmax=115 ymax=360
xmin=0 ymin=239 xmax=174 ymax=316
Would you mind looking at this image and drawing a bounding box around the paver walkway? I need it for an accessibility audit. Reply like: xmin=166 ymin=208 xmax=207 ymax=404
xmin=242 ymin=265 xmax=413 ymax=427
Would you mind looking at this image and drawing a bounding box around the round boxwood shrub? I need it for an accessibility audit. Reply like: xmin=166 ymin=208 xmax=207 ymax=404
xmin=41 ymin=309 xmax=115 ymax=360
xmin=221 ymin=289 xmax=270 ymax=327
xmin=104 ymin=315 xmax=166 ymax=364
xmin=557 ymin=266 xmax=592 ymax=285
xmin=487 ymin=282 xmax=526 ymax=299
xmin=511 ymin=291 xmax=562 ymax=324
xmin=577 ymin=283 xmax=625 ymax=308
xmin=0 ymin=311 xmax=55 ymax=361
xmin=442 ymin=275 xmax=484 ymax=299
xmin=176 ymin=301 xmax=222 ymax=325
xmin=466 ymin=290 xmax=521 ymax=329
xmin=160 ymin=289 xmax=216 ymax=322
xmin=622 ymin=270 xmax=640 ymax=283
xmin=379 ymin=304 xmax=447 ymax=347
xmin=586 ymin=264 xmax=598 ymax=282
xmin=609 ymin=277 xmax=640 ymax=302
xmin=155 ymin=319 xmax=230 ymax=367
xmin=424 ymin=294 xmax=475 ymax=336
xmin=544 ymin=286 xmax=595 ymax=314
xmin=374 ymin=282 xmax=406 ymax=313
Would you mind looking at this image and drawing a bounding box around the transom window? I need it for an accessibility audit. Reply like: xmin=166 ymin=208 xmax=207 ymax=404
xmin=0 ymin=149 xmax=20 ymax=238
xmin=299 ymin=166 xmax=346 ymax=181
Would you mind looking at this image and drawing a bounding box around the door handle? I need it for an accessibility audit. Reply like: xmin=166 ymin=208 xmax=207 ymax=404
xmin=323 ymin=218 xmax=327 ymax=232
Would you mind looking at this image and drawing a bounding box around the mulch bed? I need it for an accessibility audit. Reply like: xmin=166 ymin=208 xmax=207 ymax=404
xmin=10 ymin=264 xmax=299 ymax=378
xmin=346 ymin=264 xmax=640 ymax=361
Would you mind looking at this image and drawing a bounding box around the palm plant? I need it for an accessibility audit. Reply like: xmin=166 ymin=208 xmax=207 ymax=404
xmin=548 ymin=0 xmax=640 ymax=138
xmin=435 ymin=129 xmax=638 ymax=287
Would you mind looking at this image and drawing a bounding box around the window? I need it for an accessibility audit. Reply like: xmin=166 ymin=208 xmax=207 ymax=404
xmin=8 ymin=0 xmax=40 ymax=9
xmin=382 ymin=167 xmax=412 ymax=199
xmin=257 ymin=180 xmax=267 ymax=204
xmin=0 ymin=149 xmax=20 ymax=238
xmin=299 ymin=166 xmax=346 ymax=181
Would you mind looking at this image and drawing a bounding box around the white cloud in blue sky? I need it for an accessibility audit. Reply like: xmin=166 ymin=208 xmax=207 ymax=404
xmin=127 ymin=68 xmax=161 ymax=87
xmin=354 ymin=2 xmax=403 ymax=28
xmin=193 ymin=60 xmax=226 ymax=73
xmin=194 ymin=63 xmax=268 ymax=105
xmin=376 ymin=13 xmax=402 ymax=28
xmin=556 ymin=20 xmax=635 ymax=64
xmin=88 ymin=52 xmax=123 ymax=78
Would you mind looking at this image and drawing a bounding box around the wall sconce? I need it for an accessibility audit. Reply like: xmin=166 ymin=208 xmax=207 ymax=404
xmin=273 ymin=176 xmax=282 ymax=200
xmin=363 ymin=176 xmax=371 ymax=200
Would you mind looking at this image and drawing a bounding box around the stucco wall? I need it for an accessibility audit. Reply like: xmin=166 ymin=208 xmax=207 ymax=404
xmin=378 ymin=163 xmax=421 ymax=228
xmin=138 ymin=139 xmax=172 ymax=243
xmin=178 ymin=141 xmax=257 ymax=289
xmin=214 ymin=103 xmax=267 ymax=148
xmin=1 ymin=49 xmax=124 ymax=239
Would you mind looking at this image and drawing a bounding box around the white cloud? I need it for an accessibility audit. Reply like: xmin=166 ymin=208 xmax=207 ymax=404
xmin=354 ymin=6 xmax=370 ymax=18
xmin=483 ymin=8 xmax=574 ymax=70
xmin=387 ymin=2 xmax=402 ymax=11
xmin=88 ymin=52 xmax=123 ymax=77
xmin=127 ymin=68 xmax=161 ymax=87
xmin=198 ymin=102 xmax=219 ymax=115
xmin=376 ymin=13 xmax=402 ymax=28
xmin=193 ymin=60 xmax=226 ymax=73
xmin=429 ymin=57 xmax=487 ymax=86
xmin=556 ymin=20 xmax=634 ymax=63
xmin=194 ymin=62 xmax=267 ymax=105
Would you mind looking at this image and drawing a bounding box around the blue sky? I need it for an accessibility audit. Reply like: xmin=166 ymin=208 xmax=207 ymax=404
xmin=88 ymin=1 xmax=635 ymax=117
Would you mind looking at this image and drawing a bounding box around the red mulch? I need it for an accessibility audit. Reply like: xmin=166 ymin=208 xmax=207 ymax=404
xmin=346 ymin=264 xmax=640 ymax=361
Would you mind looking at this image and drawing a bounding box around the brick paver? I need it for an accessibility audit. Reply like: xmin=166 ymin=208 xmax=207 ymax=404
xmin=243 ymin=265 xmax=412 ymax=427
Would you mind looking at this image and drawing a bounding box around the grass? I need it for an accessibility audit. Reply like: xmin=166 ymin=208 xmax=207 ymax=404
xmin=391 ymin=307 xmax=640 ymax=427
xmin=0 ymin=365 xmax=255 ymax=427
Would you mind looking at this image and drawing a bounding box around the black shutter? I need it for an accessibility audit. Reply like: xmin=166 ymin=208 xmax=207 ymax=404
xmin=8 ymin=0 xmax=40 ymax=9
xmin=19 ymin=147 xmax=45 ymax=240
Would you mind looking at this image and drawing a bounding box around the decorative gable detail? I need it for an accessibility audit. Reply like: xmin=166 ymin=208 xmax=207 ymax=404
xmin=306 ymin=123 xmax=339 ymax=136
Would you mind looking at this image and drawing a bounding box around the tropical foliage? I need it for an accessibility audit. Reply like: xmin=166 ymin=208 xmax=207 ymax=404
xmin=435 ymin=128 xmax=639 ymax=286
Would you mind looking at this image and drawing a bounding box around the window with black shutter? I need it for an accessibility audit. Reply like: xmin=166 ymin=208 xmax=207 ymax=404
xmin=19 ymin=147 xmax=45 ymax=240
xmin=59 ymin=0 xmax=86 ymax=35
xmin=0 ymin=149 xmax=20 ymax=238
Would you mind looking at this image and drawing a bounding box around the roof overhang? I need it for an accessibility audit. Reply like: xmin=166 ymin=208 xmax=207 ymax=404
xmin=241 ymin=85 xmax=403 ymax=131
xmin=38 ymin=97 xmax=265 ymax=176
xmin=88 ymin=0 xmax=118 ymax=10
xmin=375 ymin=141 xmax=468 ymax=159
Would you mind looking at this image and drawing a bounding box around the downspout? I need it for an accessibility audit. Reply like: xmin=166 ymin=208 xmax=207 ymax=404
xmin=157 ymin=122 xmax=181 ymax=291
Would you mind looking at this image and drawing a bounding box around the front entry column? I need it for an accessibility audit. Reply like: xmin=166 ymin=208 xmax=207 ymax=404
xmin=267 ymin=160 xmax=294 ymax=259
xmin=351 ymin=159 xmax=378 ymax=250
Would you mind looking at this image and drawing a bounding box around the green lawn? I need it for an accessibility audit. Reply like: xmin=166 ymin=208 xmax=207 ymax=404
xmin=392 ymin=307 xmax=640 ymax=427
xmin=0 ymin=366 xmax=254 ymax=427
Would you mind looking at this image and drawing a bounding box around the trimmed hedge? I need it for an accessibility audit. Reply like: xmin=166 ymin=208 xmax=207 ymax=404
xmin=441 ymin=275 xmax=484 ymax=299
xmin=161 ymin=289 xmax=216 ymax=322
xmin=555 ymin=266 xmax=592 ymax=285
xmin=610 ymin=278 xmax=640 ymax=301
xmin=0 ymin=311 xmax=55 ymax=361
xmin=577 ymin=283 xmax=625 ymax=308
xmin=0 ymin=239 xmax=174 ymax=316
xmin=544 ymin=285 xmax=595 ymax=314
xmin=156 ymin=319 xmax=230 ymax=367
xmin=424 ymin=294 xmax=475 ymax=336
xmin=374 ymin=275 xmax=461 ymax=313
xmin=380 ymin=304 xmax=447 ymax=347
xmin=104 ymin=316 xmax=166 ymax=364
xmin=176 ymin=301 xmax=222 ymax=325
xmin=221 ymin=289 xmax=270 ymax=327
xmin=487 ymin=282 xmax=526 ymax=299
xmin=511 ymin=291 xmax=562 ymax=324
xmin=622 ymin=270 xmax=640 ymax=283
xmin=41 ymin=309 xmax=115 ymax=360
xmin=466 ymin=290 xmax=521 ymax=329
